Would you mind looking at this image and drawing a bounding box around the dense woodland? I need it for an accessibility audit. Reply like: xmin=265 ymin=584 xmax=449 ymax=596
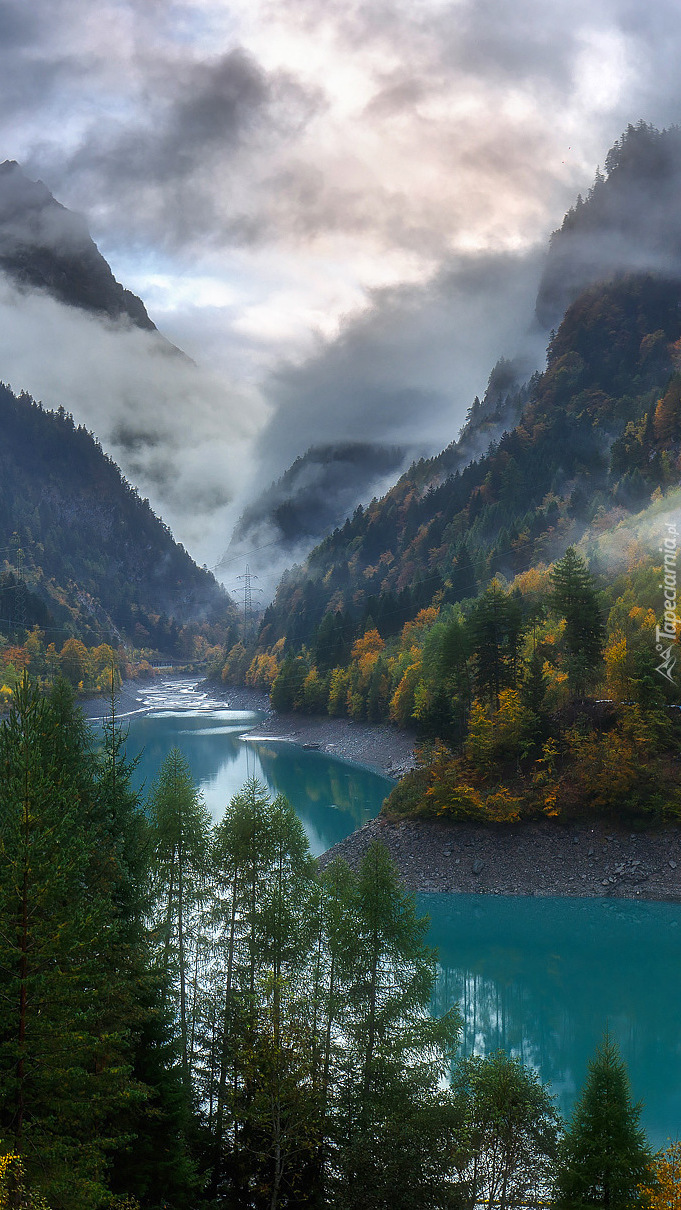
xmin=0 ymin=678 xmax=675 ymax=1209
xmin=4 ymin=120 xmax=681 ymax=1205
xmin=215 ymin=223 xmax=681 ymax=822
xmin=222 ymin=537 xmax=681 ymax=823
xmin=245 ymin=268 xmax=681 ymax=658
xmin=0 ymin=627 xmax=229 ymax=709
xmin=0 ymin=382 xmax=236 ymax=651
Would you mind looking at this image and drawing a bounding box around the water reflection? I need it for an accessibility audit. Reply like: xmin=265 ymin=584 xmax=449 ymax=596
xmin=120 ymin=682 xmax=393 ymax=856
xmin=114 ymin=681 xmax=681 ymax=1140
xmin=424 ymin=893 xmax=681 ymax=1143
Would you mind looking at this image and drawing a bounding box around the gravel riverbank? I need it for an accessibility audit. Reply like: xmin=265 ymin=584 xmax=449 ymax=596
xmin=82 ymin=679 xmax=681 ymax=902
xmin=81 ymin=681 xmax=151 ymax=720
xmin=203 ymin=683 xmax=416 ymax=779
xmin=318 ymin=815 xmax=681 ymax=901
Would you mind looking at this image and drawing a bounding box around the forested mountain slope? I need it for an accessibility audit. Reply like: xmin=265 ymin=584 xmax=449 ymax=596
xmin=536 ymin=121 xmax=681 ymax=327
xmin=222 ymin=440 xmax=407 ymax=559
xmin=0 ymin=383 xmax=234 ymax=649
xmin=253 ymin=271 xmax=681 ymax=654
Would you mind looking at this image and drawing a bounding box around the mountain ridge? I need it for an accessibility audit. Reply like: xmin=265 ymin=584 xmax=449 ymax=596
xmin=246 ymin=270 xmax=681 ymax=658
xmin=0 ymin=382 xmax=235 ymax=652
xmin=0 ymin=160 xmax=161 ymax=332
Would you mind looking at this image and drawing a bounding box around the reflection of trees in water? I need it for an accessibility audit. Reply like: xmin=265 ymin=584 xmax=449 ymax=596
xmin=122 ymin=716 xmax=393 ymax=856
xmin=426 ymin=894 xmax=681 ymax=1136
xmin=253 ymin=743 xmax=391 ymax=833
xmin=127 ymin=716 xmax=247 ymax=792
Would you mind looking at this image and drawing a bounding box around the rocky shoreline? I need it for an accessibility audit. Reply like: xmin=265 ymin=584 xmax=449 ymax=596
xmin=319 ymin=815 xmax=681 ymax=901
xmin=83 ymin=677 xmax=681 ymax=902
xmin=203 ymin=683 xmax=416 ymax=779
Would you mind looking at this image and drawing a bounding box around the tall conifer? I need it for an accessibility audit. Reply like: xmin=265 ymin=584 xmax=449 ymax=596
xmin=554 ymin=1033 xmax=652 ymax=1209
xmin=550 ymin=547 xmax=605 ymax=695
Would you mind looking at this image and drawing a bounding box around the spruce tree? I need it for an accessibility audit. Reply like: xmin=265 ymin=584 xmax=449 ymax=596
xmin=452 ymin=1050 xmax=558 ymax=1209
xmin=554 ymin=1033 xmax=653 ymax=1209
xmin=97 ymin=695 xmax=197 ymax=1209
xmin=550 ymin=547 xmax=605 ymax=695
xmin=469 ymin=579 xmax=524 ymax=707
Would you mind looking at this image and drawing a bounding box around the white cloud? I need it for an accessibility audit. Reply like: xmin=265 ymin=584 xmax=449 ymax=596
xmin=0 ymin=273 xmax=266 ymax=565
xmin=0 ymin=0 xmax=680 ymax=576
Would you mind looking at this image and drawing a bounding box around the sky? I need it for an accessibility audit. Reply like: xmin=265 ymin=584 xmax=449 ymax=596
xmin=1 ymin=0 xmax=681 ymax=575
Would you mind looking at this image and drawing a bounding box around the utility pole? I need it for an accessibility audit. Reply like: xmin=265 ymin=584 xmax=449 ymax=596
xmin=235 ymin=565 xmax=262 ymax=631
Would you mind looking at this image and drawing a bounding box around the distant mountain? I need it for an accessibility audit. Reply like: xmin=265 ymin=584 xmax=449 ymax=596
xmin=222 ymin=442 xmax=407 ymax=561
xmin=536 ymin=121 xmax=681 ymax=328
xmin=0 ymin=160 xmax=157 ymax=331
xmin=0 ymin=383 xmax=235 ymax=650
xmin=256 ymin=271 xmax=681 ymax=651
xmin=229 ymin=127 xmax=680 ymax=584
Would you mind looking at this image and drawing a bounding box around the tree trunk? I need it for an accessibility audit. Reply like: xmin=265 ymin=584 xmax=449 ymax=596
xmin=212 ymin=864 xmax=239 ymax=1193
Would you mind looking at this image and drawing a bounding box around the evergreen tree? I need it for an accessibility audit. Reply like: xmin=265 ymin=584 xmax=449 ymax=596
xmin=469 ymin=579 xmax=524 ymax=707
xmin=550 ymin=548 xmax=606 ymax=695
xmin=205 ymin=779 xmax=319 ymax=1207
xmin=328 ymin=843 xmax=461 ymax=1210
xmin=148 ymin=747 xmax=211 ymax=1093
xmin=451 ymin=1051 xmax=559 ymax=1209
xmin=271 ymin=656 xmax=308 ymax=713
xmin=0 ymin=676 xmax=146 ymax=1208
xmin=97 ymin=695 xmax=197 ymax=1209
xmin=554 ymin=1033 xmax=653 ymax=1209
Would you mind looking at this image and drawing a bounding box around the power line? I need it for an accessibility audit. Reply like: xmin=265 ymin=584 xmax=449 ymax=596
xmin=213 ymin=538 xmax=283 ymax=574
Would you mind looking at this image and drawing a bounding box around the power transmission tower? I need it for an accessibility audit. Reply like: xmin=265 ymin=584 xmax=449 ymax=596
xmin=235 ymin=565 xmax=262 ymax=630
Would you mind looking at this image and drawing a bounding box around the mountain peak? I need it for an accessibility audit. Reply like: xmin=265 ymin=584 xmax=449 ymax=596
xmin=536 ymin=121 xmax=681 ymax=328
xmin=0 ymin=160 xmax=156 ymax=330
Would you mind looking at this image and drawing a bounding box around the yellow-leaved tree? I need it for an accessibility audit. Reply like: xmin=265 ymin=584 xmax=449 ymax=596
xmin=641 ymin=1140 xmax=681 ymax=1209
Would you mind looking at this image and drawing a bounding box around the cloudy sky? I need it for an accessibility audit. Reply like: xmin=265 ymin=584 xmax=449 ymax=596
xmin=1 ymin=0 xmax=680 ymax=570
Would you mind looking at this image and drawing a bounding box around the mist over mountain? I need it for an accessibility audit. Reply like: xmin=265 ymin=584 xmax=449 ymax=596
xmin=0 ymin=382 xmax=235 ymax=650
xmin=254 ymin=269 xmax=681 ymax=652
xmin=220 ymin=442 xmax=409 ymax=594
xmin=0 ymin=160 xmax=159 ymax=332
xmin=0 ymin=164 xmax=261 ymax=567
xmin=537 ymin=122 xmax=681 ymax=329
xmin=232 ymin=123 xmax=681 ymax=590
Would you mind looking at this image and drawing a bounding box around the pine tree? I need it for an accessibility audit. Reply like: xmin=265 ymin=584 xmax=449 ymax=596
xmin=148 ymin=747 xmax=211 ymax=1093
xmin=0 ymin=676 xmax=146 ymax=1208
xmin=554 ymin=1033 xmax=653 ymax=1209
xmin=550 ymin=547 xmax=605 ymax=695
xmin=469 ymin=579 xmax=524 ymax=707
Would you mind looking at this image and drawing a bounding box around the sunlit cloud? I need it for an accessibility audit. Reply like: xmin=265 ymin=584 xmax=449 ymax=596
xmin=0 ymin=0 xmax=680 ymax=574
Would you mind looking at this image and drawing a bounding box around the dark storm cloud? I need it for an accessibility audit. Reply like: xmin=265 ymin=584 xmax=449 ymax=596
xmin=0 ymin=1 xmax=38 ymax=46
xmin=6 ymin=0 xmax=681 ymax=583
xmin=5 ymin=0 xmax=681 ymax=258
xmin=71 ymin=50 xmax=272 ymax=186
xmin=56 ymin=47 xmax=321 ymax=247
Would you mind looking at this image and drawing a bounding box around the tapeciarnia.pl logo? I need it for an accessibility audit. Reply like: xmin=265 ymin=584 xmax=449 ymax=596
xmin=656 ymin=521 xmax=679 ymax=685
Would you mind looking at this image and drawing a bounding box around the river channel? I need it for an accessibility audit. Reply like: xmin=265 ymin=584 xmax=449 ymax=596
xmin=117 ymin=679 xmax=681 ymax=1142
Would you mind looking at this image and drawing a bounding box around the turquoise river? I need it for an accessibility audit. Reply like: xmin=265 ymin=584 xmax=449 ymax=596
xmin=119 ymin=680 xmax=681 ymax=1144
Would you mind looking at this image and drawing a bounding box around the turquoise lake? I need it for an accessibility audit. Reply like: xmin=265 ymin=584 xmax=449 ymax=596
xmin=120 ymin=680 xmax=681 ymax=1143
